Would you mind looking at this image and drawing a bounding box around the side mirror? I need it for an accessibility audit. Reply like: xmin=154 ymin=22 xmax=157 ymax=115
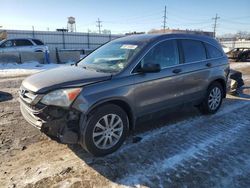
xmin=139 ymin=63 xmax=161 ymax=73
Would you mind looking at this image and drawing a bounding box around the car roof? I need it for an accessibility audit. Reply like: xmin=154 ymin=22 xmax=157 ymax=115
xmin=3 ymin=38 xmax=42 ymax=41
xmin=114 ymin=33 xmax=220 ymax=48
xmin=0 ymin=38 xmax=44 ymax=44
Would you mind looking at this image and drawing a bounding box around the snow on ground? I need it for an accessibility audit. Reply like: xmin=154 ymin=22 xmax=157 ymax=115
xmin=230 ymin=62 xmax=250 ymax=69
xmin=0 ymin=61 xmax=71 ymax=77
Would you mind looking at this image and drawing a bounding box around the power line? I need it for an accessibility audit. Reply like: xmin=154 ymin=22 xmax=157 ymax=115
xmin=220 ymin=18 xmax=250 ymax=25
xmin=212 ymin=13 xmax=220 ymax=38
xmin=162 ymin=5 xmax=167 ymax=32
xmin=96 ymin=18 xmax=102 ymax=34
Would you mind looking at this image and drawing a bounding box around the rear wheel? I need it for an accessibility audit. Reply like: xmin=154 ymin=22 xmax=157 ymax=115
xmin=199 ymin=82 xmax=223 ymax=114
xmin=83 ymin=104 xmax=129 ymax=156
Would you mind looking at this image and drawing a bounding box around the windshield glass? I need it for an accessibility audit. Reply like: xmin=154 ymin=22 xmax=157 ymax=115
xmin=77 ymin=41 xmax=143 ymax=73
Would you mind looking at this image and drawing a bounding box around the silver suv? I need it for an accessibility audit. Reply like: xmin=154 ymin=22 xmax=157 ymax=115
xmin=19 ymin=33 xmax=229 ymax=156
xmin=0 ymin=38 xmax=48 ymax=53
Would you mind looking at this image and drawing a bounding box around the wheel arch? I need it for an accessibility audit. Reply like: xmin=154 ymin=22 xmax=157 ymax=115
xmin=35 ymin=49 xmax=43 ymax=52
xmin=208 ymin=78 xmax=227 ymax=98
xmin=87 ymin=99 xmax=136 ymax=131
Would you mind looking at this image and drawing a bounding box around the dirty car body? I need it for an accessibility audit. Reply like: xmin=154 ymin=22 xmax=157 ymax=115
xmin=19 ymin=33 xmax=229 ymax=156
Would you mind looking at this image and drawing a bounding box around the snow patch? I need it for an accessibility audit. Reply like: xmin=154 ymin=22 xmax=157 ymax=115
xmin=0 ymin=61 xmax=71 ymax=76
xmin=119 ymin=122 xmax=247 ymax=185
xmin=230 ymin=62 xmax=250 ymax=69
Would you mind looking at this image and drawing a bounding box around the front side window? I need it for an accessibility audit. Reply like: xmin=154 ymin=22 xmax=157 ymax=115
xmin=205 ymin=43 xmax=223 ymax=59
xmin=78 ymin=41 xmax=144 ymax=73
xmin=15 ymin=39 xmax=33 ymax=46
xmin=140 ymin=40 xmax=179 ymax=69
xmin=32 ymin=39 xmax=44 ymax=45
xmin=181 ymin=40 xmax=206 ymax=63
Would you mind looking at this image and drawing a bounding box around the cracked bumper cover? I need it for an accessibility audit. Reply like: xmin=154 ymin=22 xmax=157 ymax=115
xmin=20 ymin=99 xmax=80 ymax=144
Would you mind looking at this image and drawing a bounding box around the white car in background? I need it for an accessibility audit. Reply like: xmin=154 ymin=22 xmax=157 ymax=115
xmin=0 ymin=38 xmax=49 ymax=53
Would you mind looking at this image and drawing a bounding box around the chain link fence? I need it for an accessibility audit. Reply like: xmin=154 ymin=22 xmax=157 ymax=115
xmin=1 ymin=29 xmax=124 ymax=50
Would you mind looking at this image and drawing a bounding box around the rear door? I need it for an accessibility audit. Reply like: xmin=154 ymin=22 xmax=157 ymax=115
xmin=15 ymin=39 xmax=34 ymax=52
xmin=177 ymin=39 xmax=210 ymax=102
xmin=133 ymin=39 xmax=185 ymax=116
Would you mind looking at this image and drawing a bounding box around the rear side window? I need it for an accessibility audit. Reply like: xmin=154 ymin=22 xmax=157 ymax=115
xmin=141 ymin=40 xmax=179 ymax=69
xmin=204 ymin=43 xmax=223 ymax=59
xmin=181 ymin=40 xmax=206 ymax=63
xmin=32 ymin=39 xmax=44 ymax=45
xmin=1 ymin=40 xmax=13 ymax=48
xmin=15 ymin=39 xmax=33 ymax=46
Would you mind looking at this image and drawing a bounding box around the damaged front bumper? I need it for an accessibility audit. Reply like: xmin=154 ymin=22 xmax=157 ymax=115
xmin=19 ymin=90 xmax=81 ymax=144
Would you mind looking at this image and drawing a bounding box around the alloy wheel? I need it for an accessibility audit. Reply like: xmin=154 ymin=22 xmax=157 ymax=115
xmin=208 ymin=87 xmax=221 ymax=110
xmin=92 ymin=114 xmax=124 ymax=149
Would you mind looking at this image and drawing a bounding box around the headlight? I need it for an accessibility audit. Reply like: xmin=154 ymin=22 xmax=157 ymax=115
xmin=41 ymin=88 xmax=81 ymax=107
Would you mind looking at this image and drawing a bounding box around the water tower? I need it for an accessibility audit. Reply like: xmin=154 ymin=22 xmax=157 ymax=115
xmin=67 ymin=17 xmax=76 ymax=32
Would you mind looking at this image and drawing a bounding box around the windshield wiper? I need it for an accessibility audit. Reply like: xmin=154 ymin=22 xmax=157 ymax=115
xmin=95 ymin=69 xmax=116 ymax=74
xmin=81 ymin=65 xmax=115 ymax=74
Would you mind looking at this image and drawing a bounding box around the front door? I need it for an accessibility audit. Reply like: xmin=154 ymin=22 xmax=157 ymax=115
xmin=15 ymin=39 xmax=34 ymax=52
xmin=133 ymin=39 xmax=184 ymax=116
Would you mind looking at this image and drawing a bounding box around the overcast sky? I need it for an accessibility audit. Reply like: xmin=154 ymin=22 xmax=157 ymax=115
xmin=1 ymin=0 xmax=249 ymax=35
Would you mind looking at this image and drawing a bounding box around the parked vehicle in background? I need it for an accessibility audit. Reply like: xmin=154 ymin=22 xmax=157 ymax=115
xmin=19 ymin=33 xmax=229 ymax=156
xmin=226 ymin=47 xmax=250 ymax=62
xmin=0 ymin=38 xmax=49 ymax=53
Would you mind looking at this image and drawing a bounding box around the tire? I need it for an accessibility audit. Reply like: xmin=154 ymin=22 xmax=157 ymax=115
xmin=83 ymin=104 xmax=129 ymax=156
xmin=199 ymin=82 xmax=223 ymax=114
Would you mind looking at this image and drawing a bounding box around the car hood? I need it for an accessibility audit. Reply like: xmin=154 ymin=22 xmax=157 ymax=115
xmin=22 ymin=66 xmax=112 ymax=93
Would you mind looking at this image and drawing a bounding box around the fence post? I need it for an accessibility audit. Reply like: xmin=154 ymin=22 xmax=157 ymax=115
xmin=62 ymin=31 xmax=65 ymax=49
xmin=32 ymin=26 xmax=35 ymax=38
xmin=87 ymin=32 xmax=90 ymax=49
xmin=233 ymin=38 xmax=236 ymax=49
xmin=109 ymin=33 xmax=111 ymax=41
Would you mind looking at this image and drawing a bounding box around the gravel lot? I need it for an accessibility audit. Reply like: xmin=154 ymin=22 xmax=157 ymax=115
xmin=0 ymin=62 xmax=250 ymax=188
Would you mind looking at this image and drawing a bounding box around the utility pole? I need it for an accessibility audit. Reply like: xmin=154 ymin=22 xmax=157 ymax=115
xmin=212 ymin=13 xmax=220 ymax=38
xmin=162 ymin=5 xmax=167 ymax=32
xmin=96 ymin=18 xmax=102 ymax=34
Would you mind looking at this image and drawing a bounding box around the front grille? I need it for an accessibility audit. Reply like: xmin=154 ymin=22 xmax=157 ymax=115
xmin=19 ymin=86 xmax=43 ymax=105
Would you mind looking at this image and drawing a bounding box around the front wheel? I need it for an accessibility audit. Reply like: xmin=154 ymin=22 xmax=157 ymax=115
xmin=199 ymin=82 xmax=223 ymax=114
xmin=83 ymin=104 xmax=129 ymax=156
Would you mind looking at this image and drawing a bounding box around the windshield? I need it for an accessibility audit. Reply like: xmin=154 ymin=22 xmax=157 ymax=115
xmin=77 ymin=41 xmax=143 ymax=73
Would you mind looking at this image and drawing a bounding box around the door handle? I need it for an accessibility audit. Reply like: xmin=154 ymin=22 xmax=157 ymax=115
xmin=172 ymin=68 xmax=182 ymax=74
xmin=206 ymin=63 xmax=212 ymax=67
